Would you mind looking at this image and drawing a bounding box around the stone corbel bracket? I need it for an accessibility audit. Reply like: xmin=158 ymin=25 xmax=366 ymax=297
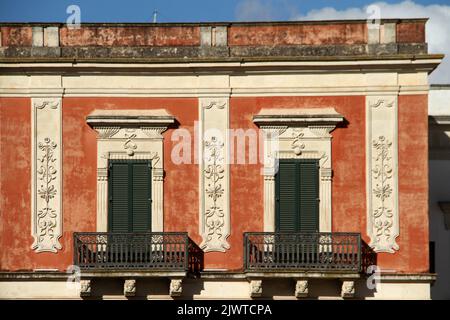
xmin=124 ymin=279 xmax=136 ymax=297
xmin=170 ymin=278 xmax=183 ymax=297
xmin=253 ymin=108 xmax=344 ymax=233
xmin=341 ymin=280 xmax=355 ymax=298
xmin=249 ymin=280 xmax=263 ymax=298
xmin=86 ymin=109 xmax=175 ymax=232
xmin=80 ymin=279 xmax=91 ymax=297
xmin=295 ymin=279 xmax=309 ymax=298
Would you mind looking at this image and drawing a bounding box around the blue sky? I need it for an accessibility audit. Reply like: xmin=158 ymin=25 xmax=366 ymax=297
xmin=0 ymin=0 xmax=448 ymax=22
xmin=0 ymin=0 xmax=449 ymax=83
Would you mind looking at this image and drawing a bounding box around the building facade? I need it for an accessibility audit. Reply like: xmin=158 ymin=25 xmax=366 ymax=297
xmin=429 ymin=85 xmax=450 ymax=300
xmin=0 ymin=19 xmax=443 ymax=299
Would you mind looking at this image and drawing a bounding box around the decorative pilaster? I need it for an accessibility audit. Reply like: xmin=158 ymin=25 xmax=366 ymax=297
xmin=263 ymin=175 xmax=276 ymax=232
xmin=31 ymin=97 xmax=62 ymax=253
xmin=260 ymin=126 xmax=286 ymax=232
xmin=366 ymin=97 xmax=399 ymax=253
xmin=97 ymin=168 xmax=108 ymax=232
xmin=320 ymin=167 xmax=332 ymax=233
xmin=199 ymin=97 xmax=230 ymax=252
xmin=152 ymin=168 xmax=164 ymax=232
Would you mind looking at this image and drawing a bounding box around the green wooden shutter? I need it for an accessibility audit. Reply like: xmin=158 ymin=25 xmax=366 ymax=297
xmin=275 ymin=160 xmax=319 ymax=233
xmin=298 ymin=161 xmax=319 ymax=233
xmin=276 ymin=161 xmax=298 ymax=232
xmin=108 ymin=160 xmax=152 ymax=233
xmin=109 ymin=162 xmax=130 ymax=233
xmin=131 ymin=162 xmax=152 ymax=232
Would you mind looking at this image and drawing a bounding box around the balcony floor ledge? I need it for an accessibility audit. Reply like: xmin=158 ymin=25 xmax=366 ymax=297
xmin=196 ymin=270 xmax=362 ymax=280
xmin=244 ymin=271 xmax=361 ymax=279
xmin=79 ymin=270 xmax=187 ymax=279
xmin=0 ymin=270 xmax=188 ymax=280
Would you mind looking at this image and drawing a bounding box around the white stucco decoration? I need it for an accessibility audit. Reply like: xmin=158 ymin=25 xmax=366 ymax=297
xmin=86 ymin=109 xmax=175 ymax=232
xmin=198 ymin=97 xmax=230 ymax=252
xmin=31 ymin=97 xmax=63 ymax=253
xmin=253 ymin=108 xmax=344 ymax=233
xmin=366 ymin=96 xmax=399 ymax=253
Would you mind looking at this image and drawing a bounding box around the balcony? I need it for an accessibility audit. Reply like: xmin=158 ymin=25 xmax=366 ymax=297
xmin=243 ymin=232 xmax=374 ymax=298
xmin=74 ymin=232 xmax=202 ymax=273
xmin=244 ymin=232 xmax=363 ymax=272
xmin=73 ymin=232 xmax=203 ymax=297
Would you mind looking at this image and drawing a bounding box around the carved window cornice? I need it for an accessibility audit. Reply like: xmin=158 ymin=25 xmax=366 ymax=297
xmin=87 ymin=110 xmax=174 ymax=139
xmin=86 ymin=109 xmax=175 ymax=127
xmin=253 ymin=108 xmax=344 ymax=129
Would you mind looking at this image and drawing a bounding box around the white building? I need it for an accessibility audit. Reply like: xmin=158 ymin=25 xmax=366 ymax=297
xmin=429 ymin=84 xmax=450 ymax=299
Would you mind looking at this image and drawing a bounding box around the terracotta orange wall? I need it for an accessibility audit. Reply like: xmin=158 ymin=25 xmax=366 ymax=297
xmin=0 ymin=98 xmax=74 ymax=270
xmin=62 ymin=97 xmax=200 ymax=272
xmin=0 ymin=26 xmax=32 ymax=46
xmin=59 ymin=26 xmax=200 ymax=47
xmin=218 ymin=96 xmax=366 ymax=270
xmin=0 ymin=97 xmax=198 ymax=271
xmin=375 ymin=95 xmax=429 ymax=273
xmin=228 ymin=24 xmax=367 ymax=46
xmin=0 ymin=98 xmax=32 ymax=270
xmin=396 ymin=22 xmax=426 ymax=43
xmin=0 ymin=21 xmax=427 ymax=48
xmin=0 ymin=95 xmax=430 ymax=273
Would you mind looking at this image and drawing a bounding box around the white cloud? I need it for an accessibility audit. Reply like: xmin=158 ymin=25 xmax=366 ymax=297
xmin=235 ymin=0 xmax=277 ymax=21
xmin=293 ymin=1 xmax=450 ymax=84
xmin=235 ymin=0 xmax=450 ymax=83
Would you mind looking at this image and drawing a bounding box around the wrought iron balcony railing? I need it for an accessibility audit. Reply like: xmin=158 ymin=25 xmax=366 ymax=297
xmin=244 ymin=232 xmax=362 ymax=272
xmin=73 ymin=232 xmax=203 ymax=273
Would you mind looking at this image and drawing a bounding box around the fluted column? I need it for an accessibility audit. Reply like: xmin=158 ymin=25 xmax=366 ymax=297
xmin=320 ymin=168 xmax=332 ymax=232
xmin=263 ymin=174 xmax=275 ymax=232
xmin=152 ymin=168 xmax=164 ymax=232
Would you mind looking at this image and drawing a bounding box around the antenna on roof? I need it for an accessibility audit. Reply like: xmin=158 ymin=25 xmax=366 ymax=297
xmin=153 ymin=9 xmax=158 ymax=23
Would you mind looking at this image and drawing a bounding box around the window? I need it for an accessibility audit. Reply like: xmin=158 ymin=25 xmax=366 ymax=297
xmin=87 ymin=108 xmax=174 ymax=232
xmin=253 ymin=107 xmax=343 ymax=233
xmin=108 ymin=160 xmax=152 ymax=233
xmin=275 ymin=159 xmax=319 ymax=233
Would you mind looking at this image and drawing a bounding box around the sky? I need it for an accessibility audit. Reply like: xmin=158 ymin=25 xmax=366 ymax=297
xmin=0 ymin=0 xmax=449 ymax=83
